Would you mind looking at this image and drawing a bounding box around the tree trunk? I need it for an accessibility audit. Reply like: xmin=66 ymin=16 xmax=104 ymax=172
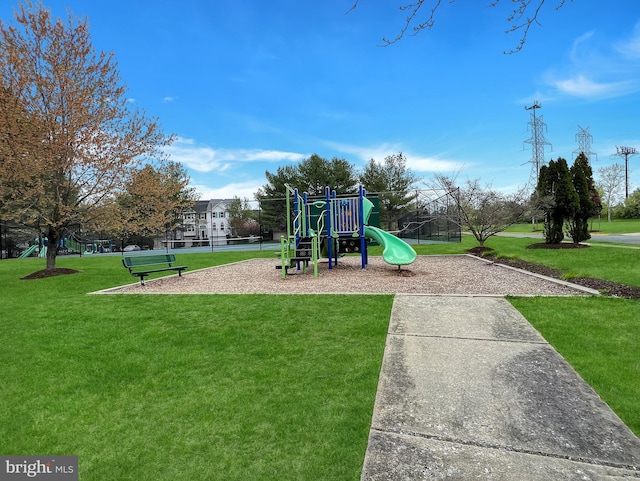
xmin=45 ymin=226 xmax=61 ymax=270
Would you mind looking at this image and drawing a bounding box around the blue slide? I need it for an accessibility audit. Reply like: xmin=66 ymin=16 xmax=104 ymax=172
xmin=364 ymin=225 xmax=417 ymax=266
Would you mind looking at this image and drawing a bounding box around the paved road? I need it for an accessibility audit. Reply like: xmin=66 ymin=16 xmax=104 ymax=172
xmin=589 ymin=232 xmax=640 ymax=245
xmin=498 ymin=231 xmax=640 ymax=245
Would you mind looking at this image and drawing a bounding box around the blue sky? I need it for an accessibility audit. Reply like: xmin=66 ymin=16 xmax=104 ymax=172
xmin=3 ymin=1 xmax=640 ymax=200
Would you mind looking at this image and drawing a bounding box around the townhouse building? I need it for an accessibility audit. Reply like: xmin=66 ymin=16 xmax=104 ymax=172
xmin=158 ymin=198 xmax=234 ymax=249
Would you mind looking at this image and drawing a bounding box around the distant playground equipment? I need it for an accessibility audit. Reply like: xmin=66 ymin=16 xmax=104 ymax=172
xmin=18 ymin=236 xmax=48 ymax=259
xmin=18 ymin=243 xmax=45 ymax=259
xmin=18 ymin=234 xmax=113 ymax=258
xmin=65 ymin=234 xmax=114 ymax=255
xmin=278 ymin=184 xmax=416 ymax=278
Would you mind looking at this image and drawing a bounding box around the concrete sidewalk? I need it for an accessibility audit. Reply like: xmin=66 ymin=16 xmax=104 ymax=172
xmin=361 ymin=295 xmax=640 ymax=480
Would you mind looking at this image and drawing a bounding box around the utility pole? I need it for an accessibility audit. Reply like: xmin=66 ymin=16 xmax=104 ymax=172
xmin=615 ymin=146 xmax=637 ymax=199
xmin=524 ymin=101 xmax=552 ymax=187
xmin=573 ymin=126 xmax=597 ymax=163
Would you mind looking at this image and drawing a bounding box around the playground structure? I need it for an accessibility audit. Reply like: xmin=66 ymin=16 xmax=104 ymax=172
xmin=64 ymin=235 xmax=114 ymax=255
xmin=18 ymin=243 xmax=46 ymax=259
xmin=278 ymin=184 xmax=416 ymax=278
xmin=18 ymin=234 xmax=114 ymax=258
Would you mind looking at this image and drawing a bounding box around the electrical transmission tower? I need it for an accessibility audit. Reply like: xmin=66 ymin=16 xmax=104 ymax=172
xmin=523 ymin=101 xmax=552 ymax=187
xmin=614 ymin=146 xmax=637 ymax=199
xmin=573 ymin=126 xmax=597 ymax=162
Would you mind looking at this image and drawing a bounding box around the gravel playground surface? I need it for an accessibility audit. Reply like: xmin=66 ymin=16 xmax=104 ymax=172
xmin=100 ymin=255 xmax=596 ymax=296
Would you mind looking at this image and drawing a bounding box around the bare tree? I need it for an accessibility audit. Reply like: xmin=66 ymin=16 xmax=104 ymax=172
xmin=430 ymin=174 xmax=529 ymax=247
xmin=597 ymin=164 xmax=626 ymax=222
xmin=0 ymin=1 xmax=173 ymax=270
xmin=348 ymin=0 xmax=571 ymax=53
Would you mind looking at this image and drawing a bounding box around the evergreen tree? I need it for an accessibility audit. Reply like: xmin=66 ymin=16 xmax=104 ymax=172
xmin=568 ymin=153 xmax=601 ymax=243
xmin=296 ymin=154 xmax=358 ymax=195
xmin=536 ymin=158 xmax=579 ymax=244
xmin=360 ymin=153 xmax=418 ymax=230
xmin=256 ymin=164 xmax=299 ymax=231
xmin=257 ymin=154 xmax=358 ymax=230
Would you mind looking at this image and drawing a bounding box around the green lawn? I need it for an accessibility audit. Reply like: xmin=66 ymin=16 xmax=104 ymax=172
xmin=470 ymin=235 xmax=640 ymax=287
xmin=506 ymin=218 xmax=640 ymax=234
xmin=0 ymin=254 xmax=391 ymax=480
xmin=508 ymin=296 xmax=640 ymax=435
xmin=1 ymin=239 xmax=638 ymax=479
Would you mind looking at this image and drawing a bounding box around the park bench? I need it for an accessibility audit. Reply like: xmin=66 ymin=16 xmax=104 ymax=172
xmin=122 ymin=253 xmax=187 ymax=285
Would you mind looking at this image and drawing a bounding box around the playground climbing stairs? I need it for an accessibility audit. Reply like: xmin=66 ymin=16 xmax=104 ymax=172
xmin=276 ymin=235 xmax=316 ymax=276
xmin=293 ymin=236 xmax=313 ymax=262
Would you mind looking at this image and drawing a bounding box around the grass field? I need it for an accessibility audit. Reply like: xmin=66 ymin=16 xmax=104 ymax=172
xmin=506 ymin=217 xmax=640 ymax=234
xmin=1 ymin=237 xmax=638 ymax=479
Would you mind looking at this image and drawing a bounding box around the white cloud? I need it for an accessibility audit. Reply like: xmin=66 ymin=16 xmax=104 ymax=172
xmin=325 ymin=140 xmax=461 ymax=173
xmin=165 ymin=142 xmax=230 ymax=173
xmin=163 ymin=96 xmax=177 ymax=103
xmin=406 ymin=155 xmax=463 ymax=173
xmin=615 ymin=21 xmax=640 ymax=59
xmin=324 ymin=141 xmax=402 ymax=162
xmin=175 ymin=136 xmax=194 ymax=145
xmin=570 ymin=31 xmax=595 ymax=63
xmin=542 ymin=27 xmax=640 ymax=100
xmin=192 ymin=180 xmax=263 ymax=201
xmin=165 ymin=138 xmax=306 ymax=173
xmin=550 ymin=74 xmax=635 ymax=99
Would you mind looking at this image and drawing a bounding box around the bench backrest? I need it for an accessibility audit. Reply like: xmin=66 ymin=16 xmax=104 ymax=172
xmin=122 ymin=254 xmax=177 ymax=269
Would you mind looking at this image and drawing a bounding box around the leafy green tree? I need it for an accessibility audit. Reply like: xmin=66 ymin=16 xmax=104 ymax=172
xmin=614 ymin=188 xmax=640 ymax=219
xmin=568 ymin=153 xmax=601 ymax=243
xmin=360 ymin=153 xmax=419 ymax=230
xmin=536 ymin=157 xmax=579 ymax=244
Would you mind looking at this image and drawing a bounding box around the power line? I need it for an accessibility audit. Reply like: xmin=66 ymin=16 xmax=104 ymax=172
xmin=614 ymin=146 xmax=637 ymax=199
xmin=523 ymin=101 xmax=552 ymax=186
xmin=573 ymin=126 xmax=597 ymax=162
